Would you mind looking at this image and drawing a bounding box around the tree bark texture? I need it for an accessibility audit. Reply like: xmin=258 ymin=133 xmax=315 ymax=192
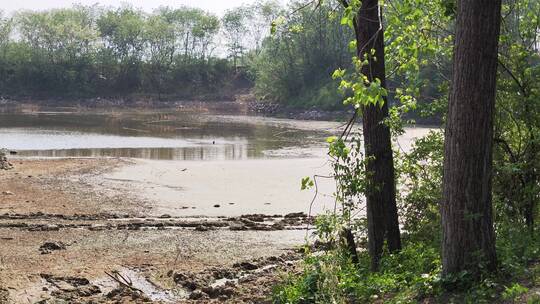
xmin=441 ymin=0 xmax=501 ymax=277
xmin=352 ymin=0 xmax=401 ymax=271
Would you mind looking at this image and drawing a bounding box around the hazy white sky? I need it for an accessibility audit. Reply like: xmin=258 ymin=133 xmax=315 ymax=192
xmin=0 ymin=0 xmax=282 ymax=16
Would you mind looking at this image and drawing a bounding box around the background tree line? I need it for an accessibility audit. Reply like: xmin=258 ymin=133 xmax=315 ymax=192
xmin=0 ymin=0 xmax=434 ymax=111
xmin=0 ymin=2 xmax=280 ymax=100
xmin=0 ymin=1 xmax=371 ymax=109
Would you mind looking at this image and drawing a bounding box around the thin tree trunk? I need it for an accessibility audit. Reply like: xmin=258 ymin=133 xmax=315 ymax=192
xmin=351 ymin=0 xmax=401 ymax=271
xmin=441 ymin=0 xmax=501 ymax=278
xmin=341 ymin=228 xmax=360 ymax=265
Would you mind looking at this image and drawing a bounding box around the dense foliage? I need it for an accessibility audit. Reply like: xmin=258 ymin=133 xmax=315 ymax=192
xmin=250 ymin=1 xmax=353 ymax=109
xmin=0 ymin=4 xmax=278 ymax=100
xmin=273 ymin=0 xmax=540 ymax=302
xmin=0 ymin=1 xmax=366 ymax=109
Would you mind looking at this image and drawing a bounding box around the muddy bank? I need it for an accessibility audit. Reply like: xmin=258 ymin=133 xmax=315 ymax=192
xmin=0 ymin=212 xmax=312 ymax=232
xmin=1 ymin=227 xmax=304 ymax=303
xmin=1 ymin=96 xmax=443 ymax=123
xmin=0 ymin=158 xmax=141 ymax=216
xmin=246 ymin=99 xmax=350 ymax=121
xmin=0 ymin=99 xmax=248 ymax=115
xmin=0 ymin=98 xmax=348 ymax=122
xmin=0 ymin=158 xmax=309 ymax=303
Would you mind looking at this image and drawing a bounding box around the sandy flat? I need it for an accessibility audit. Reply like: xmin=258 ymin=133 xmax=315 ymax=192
xmin=104 ymin=157 xmax=336 ymax=217
xmin=103 ymin=126 xmax=435 ymax=218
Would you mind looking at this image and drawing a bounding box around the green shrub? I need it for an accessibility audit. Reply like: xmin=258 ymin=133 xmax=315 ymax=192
xmin=502 ymin=283 xmax=529 ymax=302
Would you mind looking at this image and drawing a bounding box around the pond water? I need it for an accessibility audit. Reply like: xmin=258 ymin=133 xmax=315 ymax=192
xmin=0 ymin=110 xmax=336 ymax=160
xmin=0 ymin=107 xmax=435 ymax=216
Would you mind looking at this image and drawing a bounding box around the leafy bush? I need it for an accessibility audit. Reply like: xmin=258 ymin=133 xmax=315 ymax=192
xmin=395 ymin=131 xmax=444 ymax=244
xmin=502 ymin=283 xmax=529 ymax=302
xmin=274 ymin=129 xmax=539 ymax=303
xmin=274 ymin=241 xmax=442 ymax=304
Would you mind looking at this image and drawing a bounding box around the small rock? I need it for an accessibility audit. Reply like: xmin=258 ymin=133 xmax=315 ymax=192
xmin=1 ymin=191 xmax=14 ymax=196
xmin=202 ymin=286 xmax=234 ymax=299
xmin=238 ymin=276 xmax=254 ymax=284
xmin=65 ymin=277 xmax=90 ymax=287
xmin=266 ymin=256 xmax=284 ymax=263
xmin=89 ymin=224 xmax=106 ymax=231
xmin=272 ymin=223 xmax=285 ymax=230
xmin=229 ymin=223 xmax=248 ymax=231
xmin=213 ymin=204 xmax=221 ymax=208
xmin=195 ymin=225 xmax=209 ymax=232
xmin=39 ymin=242 xmax=66 ymax=254
xmin=159 ymin=214 xmax=172 ymax=219
xmin=189 ymin=290 xmax=205 ymax=300
xmin=284 ymin=212 xmax=307 ymax=218
xmin=76 ymin=285 xmax=101 ymax=297
xmin=245 ymin=214 xmax=266 ymax=222
xmin=173 ymin=273 xmax=198 ymax=291
xmin=42 ymin=224 xmax=60 ymax=231
xmin=224 ymin=280 xmax=236 ymax=288
xmin=232 ymin=261 xmax=258 ymax=271
xmin=211 ymin=268 xmax=235 ymax=280
xmin=240 ymin=219 xmax=257 ymax=227
xmin=106 ymin=288 xmax=150 ymax=301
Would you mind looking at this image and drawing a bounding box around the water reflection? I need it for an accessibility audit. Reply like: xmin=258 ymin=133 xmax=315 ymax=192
xmin=17 ymin=144 xmax=253 ymax=161
xmin=0 ymin=110 xmax=329 ymax=160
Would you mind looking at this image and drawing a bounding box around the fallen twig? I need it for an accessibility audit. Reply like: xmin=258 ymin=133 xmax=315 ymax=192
xmin=105 ymin=270 xmax=143 ymax=293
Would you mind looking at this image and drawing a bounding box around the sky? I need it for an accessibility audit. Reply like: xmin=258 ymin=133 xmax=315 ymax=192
xmin=0 ymin=0 xmax=284 ymax=16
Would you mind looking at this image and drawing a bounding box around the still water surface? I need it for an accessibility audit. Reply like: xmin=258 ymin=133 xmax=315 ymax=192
xmin=0 ymin=110 xmax=335 ymax=160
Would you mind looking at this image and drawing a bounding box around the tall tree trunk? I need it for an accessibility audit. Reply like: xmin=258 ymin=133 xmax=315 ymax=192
xmin=351 ymin=0 xmax=401 ymax=271
xmin=441 ymin=0 xmax=501 ymax=278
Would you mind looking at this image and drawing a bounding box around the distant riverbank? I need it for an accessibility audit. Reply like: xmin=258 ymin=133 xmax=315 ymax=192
xmin=0 ymin=97 xmax=352 ymax=121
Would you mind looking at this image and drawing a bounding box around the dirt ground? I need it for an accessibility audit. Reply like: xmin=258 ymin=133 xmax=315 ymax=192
xmin=0 ymin=159 xmax=307 ymax=303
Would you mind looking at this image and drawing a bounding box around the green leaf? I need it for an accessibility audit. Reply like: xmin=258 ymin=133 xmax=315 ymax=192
xmin=301 ymin=177 xmax=314 ymax=190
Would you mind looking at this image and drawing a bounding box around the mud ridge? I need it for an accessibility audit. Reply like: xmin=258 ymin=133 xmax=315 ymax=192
xmin=0 ymin=212 xmax=312 ymax=232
